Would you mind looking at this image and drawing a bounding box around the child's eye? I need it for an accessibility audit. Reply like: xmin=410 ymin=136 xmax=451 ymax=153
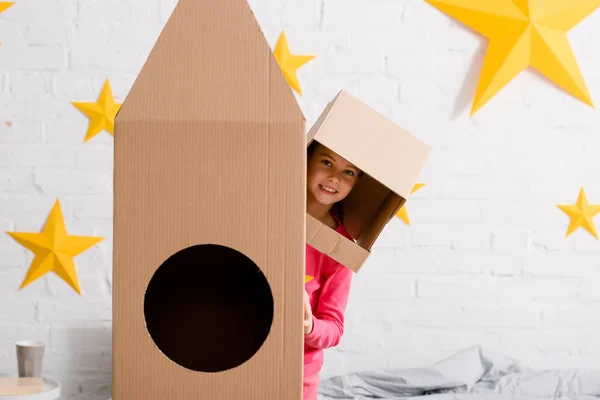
xmin=345 ymin=170 xmax=355 ymax=176
xmin=321 ymin=160 xmax=332 ymax=167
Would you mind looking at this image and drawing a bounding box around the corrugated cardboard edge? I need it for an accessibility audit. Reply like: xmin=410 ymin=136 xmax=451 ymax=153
xmin=304 ymin=90 xmax=431 ymax=272
xmin=306 ymin=214 xmax=369 ymax=273
xmin=306 ymin=92 xmax=343 ymax=144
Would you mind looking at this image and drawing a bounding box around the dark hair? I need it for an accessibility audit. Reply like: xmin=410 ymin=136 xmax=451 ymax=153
xmin=307 ymin=141 xmax=363 ymax=178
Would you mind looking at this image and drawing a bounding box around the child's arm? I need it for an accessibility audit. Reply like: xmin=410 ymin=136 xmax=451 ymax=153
xmin=304 ymin=264 xmax=353 ymax=349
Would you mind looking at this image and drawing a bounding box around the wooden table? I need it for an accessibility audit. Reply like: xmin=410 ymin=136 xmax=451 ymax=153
xmin=0 ymin=378 xmax=60 ymax=400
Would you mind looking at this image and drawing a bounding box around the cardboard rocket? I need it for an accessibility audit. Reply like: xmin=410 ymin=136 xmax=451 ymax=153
xmin=113 ymin=0 xmax=306 ymax=398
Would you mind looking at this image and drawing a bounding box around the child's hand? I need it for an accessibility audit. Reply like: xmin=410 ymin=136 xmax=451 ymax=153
xmin=303 ymin=289 xmax=313 ymax=335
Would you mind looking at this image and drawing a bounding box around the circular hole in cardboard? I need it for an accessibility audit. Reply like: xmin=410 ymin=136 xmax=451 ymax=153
xmin=144 ymin=244 xmax=274 ymax=373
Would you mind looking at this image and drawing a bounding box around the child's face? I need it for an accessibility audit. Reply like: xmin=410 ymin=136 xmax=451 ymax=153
xmin=307 ymin=143 xmax=361 ymax=206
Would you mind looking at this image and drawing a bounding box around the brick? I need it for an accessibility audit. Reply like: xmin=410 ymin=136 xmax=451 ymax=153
xmin=12 ymin=145 xmax=75 ymax=168
xmin=386 ymin=44 xmax=465 ymax=80
xmin=0 ymin=231 xmax=27 ymax=269
xmin=324 ymin=47 xmax=383 ymax=76
xmin=1 ymin=196 xmax=73 ymax=220
xmin=74 ymin=148 xmax=113 ymax=170
xmin=444 ymin=176 xmax=531 ymax=201
xmin=72 ymin=197 xmax=113 ymax=220
xmin=27 ymin=25 xmax=69 ymax=46
xmin=407 ymin=223 xmax=453 ymax=249
xmin=581 ymin=335 xmax=600 ymax=354
xmin=336 ymin=326 xmax=389 ymax=354
xmin=446 ymin=251 xmax=523 ymax=276
xmin=352 ymin=76 xmax=399 ymax=108
xmin=408 ymin=199 xmax=481 ymax=224
xmin=530 ymin=353 xmax=600 ymax=370
xmin=0 ymin=168 xmax=32 ymax=193
xmin=0 ymin=146 xmax=17 ymax=167
xmin=0 ymin=321 xmax=17 ymax=346
xmin=496 ymin=277 xmax=582 ymax=307
xmin=531 ymin=229 xmax=574 ymax=252
xmin=410 ymin=329 xmax=500 ymax=353
xmin=403 ymin=299 xmax=463 ymax=329
xmin=541 ymin=307 xmax=600 ymax=329
xmin=283 ymin=0 xmax=320 ymax=27
xmin=37 ymin=299 xmax=111 ymax=322
xmin=44 ymin=351 xmax=111 ymax=374
xmin=7 ymin=0 xmax=77 ymax=23
xmin=50 ymin=72 xmax=96 ymax=99
xmin=0 ymin=299 xmax=36 ymax=322
xmin=491 ymin=229 xmax=529 ymax=253
xmin=0 ymin=120 xmax=44 ymax=144
xmin=398 ymin=77 xmax=444 ymax=107
xmin=480 ymin=201 xmax=548 ymax=229
xmin=33 ymin=169 xmax=112 ymax=195
xmin=0 ymin=25 xmax=18 ymax=70
xmin=364 ymin=248 xmax=438 ymax=275
xmin=416 ymin=277 xmax=499 ymax=303
xmin=11 ymin=71 xmax=51 ymax=99
xmin=77 ymin=0 xmax=161 ymax=24
xmin=70 ymin=44 xmax=148 ymax=73
xmin=50 ymin=322 xmax=112 ymax=352
xmin=370 ymin=221 xmax=411 ymax=249
xmin=1 ymin=97 xmax=67 ymax=122
xmin=66 ymin=26 xmax=107 ymax=50
xmin=459 ymin=307 xmax=538 ymax=328
xmin=499 ymin=330 xmax=581 ymax=353
xmin=574 ymin=234 xmax=600 ymax=252
xmin=352 ymin=271 xmax=414 ymax=302
xmin=106 ymin=23 xmax=163 ymax=48
xmin=523 ymin=253 xmax=600 ymax=277
xmin=321 ymin=0 xmax=405 ymax=31
xmin=578 ymin=281 xmax=600 ymax=302
xmin=16 ymin=46 xmax=67 ymax=71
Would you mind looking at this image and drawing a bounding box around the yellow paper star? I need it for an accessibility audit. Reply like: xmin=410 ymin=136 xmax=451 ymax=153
xmin=305 ymin=275 xmax=314 ymax=283
xmin=557 ymin=187 xmax=600 ymax=239
xmin=0 ymin=2 xmax=14 ymax=46
xmin=273 ymin=31 xmax=315 ymax=96
xmin=5 ymin=199 xmax=104 ymax=294
xmin=426 ymin=0 xmax=600 ymax=115
xmin=0 ymin=2 xmax=14 ymax=13
xmin=396 ymin=183 xmax=425 ymax=226
xmin=71 ymin=78 xmax=121 ymax=142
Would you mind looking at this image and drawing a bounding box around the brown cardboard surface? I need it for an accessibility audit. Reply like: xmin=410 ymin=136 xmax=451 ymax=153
xmin=306 ymin=90 xmax=431 ymax=272
xmin=113 ymin=0 xmax=305 ymax=398
xmin=0 ymin=377 xmax=43 ymax=395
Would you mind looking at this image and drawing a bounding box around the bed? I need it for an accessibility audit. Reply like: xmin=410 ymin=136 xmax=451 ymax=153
xmin=318 ymin=345 xmax=600 ymax=400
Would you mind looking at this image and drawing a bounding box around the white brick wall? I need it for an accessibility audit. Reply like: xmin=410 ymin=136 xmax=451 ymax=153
xmin=1 ymin=0 xmax=600 ymax=398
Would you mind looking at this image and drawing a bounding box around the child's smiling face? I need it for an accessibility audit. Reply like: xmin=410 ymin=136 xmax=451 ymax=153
xmin=307 ymin=143 xmax=361 ymax=206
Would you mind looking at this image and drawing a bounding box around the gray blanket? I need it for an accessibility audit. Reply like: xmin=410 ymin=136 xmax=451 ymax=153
xmin=318 ymin=345 xmax=600 ymax=400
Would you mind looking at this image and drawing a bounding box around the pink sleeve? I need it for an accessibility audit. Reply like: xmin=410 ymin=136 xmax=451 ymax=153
xmin=304 ymin=262 xmax=353 ymax=349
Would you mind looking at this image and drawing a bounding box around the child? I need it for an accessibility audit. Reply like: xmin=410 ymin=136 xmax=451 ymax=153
xmin=303 ymin=141 xmax=363 ymax=400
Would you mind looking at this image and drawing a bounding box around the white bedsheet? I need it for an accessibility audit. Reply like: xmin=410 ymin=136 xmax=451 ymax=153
xmin=318 ymin=345 xmax=600 ymax=400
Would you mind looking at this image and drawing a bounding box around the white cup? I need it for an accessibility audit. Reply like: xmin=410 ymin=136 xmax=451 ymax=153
xmin=16 ymin=340 xmax=45 ymax=378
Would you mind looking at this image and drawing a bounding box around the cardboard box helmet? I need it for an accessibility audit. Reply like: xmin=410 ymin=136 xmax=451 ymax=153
xmin=305 ymin=90 xmax=431 ymax=272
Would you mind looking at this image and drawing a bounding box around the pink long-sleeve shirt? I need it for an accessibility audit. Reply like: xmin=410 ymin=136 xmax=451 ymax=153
xmin=303 ymin=213 xmax=354 ymax=378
